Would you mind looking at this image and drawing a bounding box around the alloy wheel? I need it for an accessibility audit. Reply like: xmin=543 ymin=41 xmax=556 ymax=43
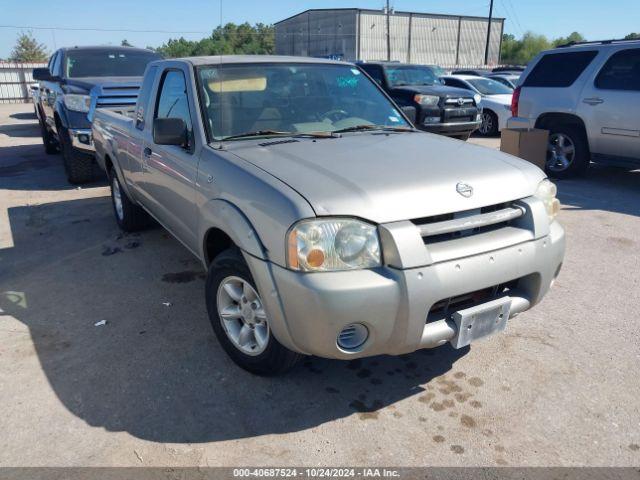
xmin=479 ymin=112 xmax=494 ymax=135
xmin=112 ymin=176 xmax=124 ymax=221
xmin=547 ymin=133 xmax=576 ymax=172
xmin=216 ymin=276 xmax=269 ymax=356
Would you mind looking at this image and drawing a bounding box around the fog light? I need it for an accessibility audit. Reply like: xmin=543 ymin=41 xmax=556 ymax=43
xmin=337 ymin=323 xmax=369 ymax=350
xmin=78 ymin=134 xmax=90 ymax=144
xmin=424 ymin=116 xmax=441 ymax=124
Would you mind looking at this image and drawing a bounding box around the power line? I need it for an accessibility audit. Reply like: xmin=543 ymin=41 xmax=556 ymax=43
xmin=0 ymin=24 xmax=208 ymax=34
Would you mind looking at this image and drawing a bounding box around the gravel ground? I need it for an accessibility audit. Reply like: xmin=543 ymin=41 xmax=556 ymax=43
xmin=1 ymin=103 xmax=639 ymax=467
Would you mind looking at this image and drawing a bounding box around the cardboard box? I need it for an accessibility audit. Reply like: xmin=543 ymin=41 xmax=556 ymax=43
xmin=500 ymin=128 xmax=549 ymax=170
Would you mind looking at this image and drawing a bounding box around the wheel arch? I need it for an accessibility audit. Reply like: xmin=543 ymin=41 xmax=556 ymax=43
xmin=535 ymin=112 xmax=590 ymax=151
xmin=200 ymin=200 xmax=266 ymax=266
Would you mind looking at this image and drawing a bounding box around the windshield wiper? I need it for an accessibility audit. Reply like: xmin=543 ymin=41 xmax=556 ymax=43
xmin=332 ymin=124 xmax=416 ymax=134
xmin=221 ymin=130 xmax=338 ymax=141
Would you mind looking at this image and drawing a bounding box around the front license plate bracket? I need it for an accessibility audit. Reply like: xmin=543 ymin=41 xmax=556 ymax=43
xmin=450 ymin=297 xmax=512 ymax=349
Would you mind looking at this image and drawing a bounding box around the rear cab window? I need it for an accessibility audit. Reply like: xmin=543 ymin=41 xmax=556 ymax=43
xmin=524 ymin=50 xmax=598 ymax=87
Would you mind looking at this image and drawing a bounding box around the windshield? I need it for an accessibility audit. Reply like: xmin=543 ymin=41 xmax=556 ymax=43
xmin=197 ymin=63 xmax=410 ymax=141
xmin=428 ymin=65 xmax=446 ymax=78
xmin=467 ymin=77 xmax=514 ymax=95
xmin=65 ymin=50 xmax=161 ymax=78
xmin=385 ymin=66 xmax=439 ymax=86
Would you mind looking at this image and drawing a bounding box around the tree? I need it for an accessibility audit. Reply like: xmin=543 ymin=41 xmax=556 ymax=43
xmin=500 ymin=31 xmax=551 ymax=65
xmin=121 ymin=39 xmax=133 ymax=47
xmin=9 ymin=32 xmax=48 ymax=62
xmin=624 ymin=32 xmax=640 ymax=40
xmin=552 ymin=31 xmax=586 ymax=47
xmin=155 ymin=22 xmax=275 ymax=58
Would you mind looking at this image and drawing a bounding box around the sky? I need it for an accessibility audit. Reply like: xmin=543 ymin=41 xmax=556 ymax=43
xmin=1 ymin=0 xmax=639 ymax=59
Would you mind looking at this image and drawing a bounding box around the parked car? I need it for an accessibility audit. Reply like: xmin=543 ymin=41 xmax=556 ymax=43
xmin=442 ymin=75 xmax=513 ymax=136
xmin=508 ymin=39 xmax=640 ymax=178
xmin=487 ymin=73 xmax=519 ymax=89
xmin=32 ymin=46 xmax=161 ymax=183
xmin=356 ymin=61 xmax=481 ymax=140
xmin=92 ymin=55 xmax=565 ymax=375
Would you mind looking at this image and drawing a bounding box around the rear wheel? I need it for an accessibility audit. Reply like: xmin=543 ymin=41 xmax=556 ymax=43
xmin=109 ymin=171 xmax=150 ymax=232
xmin=546 ymin=124 xmax=590 ymax=179
xmin=205 ymin=249 xmax=302 ymax=375
xmin=39 ymin=118 xmax=58 ymax=154
xmin=478 ymin=110 xmax=499 ymax=136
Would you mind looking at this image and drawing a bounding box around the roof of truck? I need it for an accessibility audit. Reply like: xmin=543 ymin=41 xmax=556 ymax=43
xmin=177 ymin=55 xmax=350 ymax=66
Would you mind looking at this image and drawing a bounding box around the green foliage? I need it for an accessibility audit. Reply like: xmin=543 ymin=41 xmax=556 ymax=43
xmin=156 ymin=23 xmax=274 ymax=58
xmin=500 ymin=31 xmax=551 ymax=65
xmin=9 ymin=32 xmax=48 ymax=62
xmin=121 ymin=39 xmax=133 ymax=47
xmin=624 ymin=32 xmax=640 ymax=40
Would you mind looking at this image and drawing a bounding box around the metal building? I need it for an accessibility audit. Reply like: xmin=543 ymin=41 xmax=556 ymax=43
xmin=275 ymin=8 xmax=505 ymax=66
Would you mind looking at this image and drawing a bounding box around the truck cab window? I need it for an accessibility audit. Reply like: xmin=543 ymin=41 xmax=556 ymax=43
xmin=155 ymin=69 xmax=193 ymax=148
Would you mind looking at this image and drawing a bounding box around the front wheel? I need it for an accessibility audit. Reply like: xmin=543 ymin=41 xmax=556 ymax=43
xmin=478 ymin=110 xmax=499 ymax=136
xmin=59 ymin=128 xmax=94 ymax=184
xmin=205 ymin=249 xmax=302 ymax=375
xmin=39 ymin=119 xmax=58 ymax=154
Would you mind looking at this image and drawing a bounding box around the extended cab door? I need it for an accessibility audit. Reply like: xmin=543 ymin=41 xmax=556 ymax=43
xmin=578 ymin=47 xmax=640 ymax=161
xmin=42 ymin=51 xmax=62 ymax=132
xmin=140 ymin=66 xmax=200 ymax=252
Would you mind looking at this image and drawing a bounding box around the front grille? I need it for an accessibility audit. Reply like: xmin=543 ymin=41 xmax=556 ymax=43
xmin=444 ymin=97 xmax=475 ymax=106
xmin=427 ymin=279 xmax=519 ymax=322
xmin=412 ymin=202 xmax=524 ymax=244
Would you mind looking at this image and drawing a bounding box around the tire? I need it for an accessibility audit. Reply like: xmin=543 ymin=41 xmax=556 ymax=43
xmin=205 ymin=248 xmax=302 ymax=376
xmin=39 ymin=118 xmax=58 ymax=154
xmin=546 ymin=123 xmax=590 ymax=179
xmin=109 ymin=170 xmax=150 ymax=232
xmin=59 ymin=127 xmax=94 ymax=184
xmin=478 ymin=110 xmax=499 ymax=136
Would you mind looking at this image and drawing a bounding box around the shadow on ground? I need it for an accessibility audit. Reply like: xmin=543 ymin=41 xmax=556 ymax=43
xmin=556 ymin=165 xmax=640 ymax=218
xmin=0 ymin=196 xmax=469 ymax=443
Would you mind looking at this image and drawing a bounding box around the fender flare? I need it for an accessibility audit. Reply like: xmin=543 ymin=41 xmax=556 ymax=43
xmin=198 ymin=199 xmax=266 ymax=264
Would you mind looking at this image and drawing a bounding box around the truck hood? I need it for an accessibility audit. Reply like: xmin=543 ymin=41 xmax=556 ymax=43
xmin=393 ymin=84 xmax=474 ymax=98
xmin=63 ymin=76 xmax=142 ymax=94
xmin=228 ymin=132 xmax=545 ymax=224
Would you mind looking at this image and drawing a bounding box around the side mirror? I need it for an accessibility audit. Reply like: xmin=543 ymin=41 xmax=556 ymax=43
xmin=33 ymin=68 xmax=55 ymax=81
xmin=153 ymin=117 xmax=187 ymax=146
xmin=401 ymin=106 xmax=417 ymax=125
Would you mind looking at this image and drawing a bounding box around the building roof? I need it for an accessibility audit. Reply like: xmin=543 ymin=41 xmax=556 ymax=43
xmin=274 ymin=8 xmax=505 ymax=25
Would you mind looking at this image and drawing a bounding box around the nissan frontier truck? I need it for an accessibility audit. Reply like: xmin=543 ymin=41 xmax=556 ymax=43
xmin=92 ymin=56 xmax=565 ymax=375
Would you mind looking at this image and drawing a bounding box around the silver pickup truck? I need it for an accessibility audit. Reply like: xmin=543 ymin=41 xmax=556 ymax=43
xmin=92 ymin=55 xmax=565 ymax=375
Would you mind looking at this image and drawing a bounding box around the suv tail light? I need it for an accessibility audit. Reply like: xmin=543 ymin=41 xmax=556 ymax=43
xmin=511 ymin=86 xmax=521 ymax=117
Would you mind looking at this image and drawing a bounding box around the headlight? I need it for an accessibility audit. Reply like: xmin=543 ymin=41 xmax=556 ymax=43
xmin=414 ymin=94 xmax=439 ymax=107
xmin=474 ymin=93 xmax=482 ymax=105
xmin=63 ymin=94 xmax=91 ymax=113
xmin=535 ymin=179 xmax=560 ymax=222
xmin=287 ymin=218 xmax=381 ymax=272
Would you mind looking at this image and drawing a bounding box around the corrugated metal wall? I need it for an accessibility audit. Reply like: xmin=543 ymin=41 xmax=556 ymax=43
xmin=275 ymin=10 xmax=358 ymax=60
xmin=275 ymin=9 xmax=504 ymax=66
xmin=0 ymin=62 xmax=44 ymax=104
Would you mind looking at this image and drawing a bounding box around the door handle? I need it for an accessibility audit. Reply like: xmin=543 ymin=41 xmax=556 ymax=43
xmin=143 ymin=147 xmax=152 ymax=158
xmin=583 ymin=97 xmax=604 ymax=105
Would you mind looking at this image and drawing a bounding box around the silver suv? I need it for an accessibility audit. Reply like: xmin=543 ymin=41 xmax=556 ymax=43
xmin=508 ymin=39 xmax=640 ymax=178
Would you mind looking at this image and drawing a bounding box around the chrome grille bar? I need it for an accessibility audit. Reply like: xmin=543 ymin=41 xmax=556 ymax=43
xmin=418 ymin=206 xmax=524 ymax=238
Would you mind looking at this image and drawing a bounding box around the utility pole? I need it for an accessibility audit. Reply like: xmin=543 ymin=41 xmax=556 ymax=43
xmin=484 ymin=0 xmax=494 ymax=65
xmin=386 ymin=0 xmax=391 ymax=61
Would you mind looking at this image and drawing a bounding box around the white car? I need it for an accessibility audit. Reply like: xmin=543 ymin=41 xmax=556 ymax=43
xmin=442 ymin=75 xmax=513 ymax=136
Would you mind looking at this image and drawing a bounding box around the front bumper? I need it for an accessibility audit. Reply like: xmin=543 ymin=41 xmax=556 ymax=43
xmin=68 ymin=128 xmax=95 ymax=152
xmin=419 ymin=120 xmax=481 ymax=136
xmin=246 ymin=216 xmax=565 ymax=360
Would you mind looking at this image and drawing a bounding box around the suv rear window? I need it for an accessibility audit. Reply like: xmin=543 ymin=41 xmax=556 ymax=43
xmin=595 ymin=48 xmax=640 ymax=91
xmin=524 ymin=51 xmax=598 ymax=87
